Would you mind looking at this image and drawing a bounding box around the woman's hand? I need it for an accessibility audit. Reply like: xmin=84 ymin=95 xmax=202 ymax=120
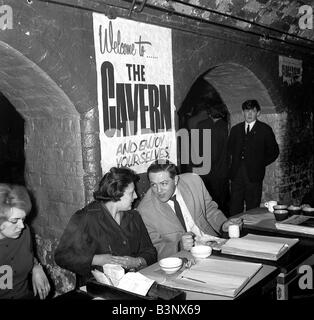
xmin=32 ymin=264 xmax=50 ymax=300
xmin=92 ymin=254 xmax=123 ymax=266
xmin=92 ymin=254 xmax=145 ymax=270
xmin=110 ymin=256 xmax=143 ymax=270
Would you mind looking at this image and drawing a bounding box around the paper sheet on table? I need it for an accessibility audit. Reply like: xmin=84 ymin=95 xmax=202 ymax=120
xmin=192 ymin=258 xmax=262 ymax=276
xmin=163 ymin=258 xmax=262 ymax=298
xmin=224 ymin=238 xmax=287 ymax=255
xmin=117 ymin=272 xmax=155 ymax=296
xmin=179 ymin=269 xmax=247 ymax=291
xmin=221 ymin=234 xmax=299 ymax=260
xmin=275 ymin=215 xmax=314 ymax=235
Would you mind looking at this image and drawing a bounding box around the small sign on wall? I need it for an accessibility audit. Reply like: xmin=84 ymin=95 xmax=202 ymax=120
xmin=279 ymin=56 xmax=303 ymax=85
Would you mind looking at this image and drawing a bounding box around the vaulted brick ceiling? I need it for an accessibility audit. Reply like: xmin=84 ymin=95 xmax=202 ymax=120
xmin=148 ymin=0 xmax=314 ymax=44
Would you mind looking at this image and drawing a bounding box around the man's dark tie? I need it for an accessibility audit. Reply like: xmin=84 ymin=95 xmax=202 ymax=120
xmin=246 ymin=124 xmax=250 ymax=135
xmin=170 ymin=195 xmax=187 ymax=232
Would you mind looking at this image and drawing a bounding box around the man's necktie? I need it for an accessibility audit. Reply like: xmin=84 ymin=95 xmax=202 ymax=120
xmin=246 ymin=124 xmax=250 ymax=135
xmin=170 ymin=195 xmax=187 ymax=232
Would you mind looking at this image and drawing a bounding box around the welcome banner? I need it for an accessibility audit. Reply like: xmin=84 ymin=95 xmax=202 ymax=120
xmin=93 ymin=13 xmax=177 ymax=173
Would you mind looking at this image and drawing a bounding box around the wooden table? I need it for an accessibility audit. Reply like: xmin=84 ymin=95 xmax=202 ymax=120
xmin=240 ymin=207 xmax=314 ymax=239
xmin=233 ymin=207 xmax=314 ymax=300
xmin=139 ymin=251 xmax=278 ymax=300
xmin=55 ymin=208 xmax=313 ymax=301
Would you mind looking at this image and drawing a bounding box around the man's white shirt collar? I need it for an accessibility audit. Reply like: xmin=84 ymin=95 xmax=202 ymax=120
xmin=245 ymin=120 xmax=256 ymax=131
xmin=167 ymin=187 xmax=206 ymax=238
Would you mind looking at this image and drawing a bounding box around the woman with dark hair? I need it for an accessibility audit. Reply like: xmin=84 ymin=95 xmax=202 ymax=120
xmin=0 ymin=184 xmax=50 ymax=299
xmin=54 ymin=167 xmax=157 ymax=286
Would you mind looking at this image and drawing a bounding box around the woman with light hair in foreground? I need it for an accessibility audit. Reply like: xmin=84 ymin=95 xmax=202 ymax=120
xmin=0 ymin=184 xmax=50 ymax=299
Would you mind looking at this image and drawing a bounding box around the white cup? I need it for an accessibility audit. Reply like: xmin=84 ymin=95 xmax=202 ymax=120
xmin=264 ymin=200 xmax=278 ymax=213
xmin=228 ymin=224 xmax=240 ymax=238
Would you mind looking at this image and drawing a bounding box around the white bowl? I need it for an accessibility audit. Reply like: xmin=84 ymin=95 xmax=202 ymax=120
xmin=302 ymin=207 xmax=314 ymax=215
xmin=191 ymin=245 xmax=212 ymax=259
xmin=159 ymin=257 xmax=182 ymax=274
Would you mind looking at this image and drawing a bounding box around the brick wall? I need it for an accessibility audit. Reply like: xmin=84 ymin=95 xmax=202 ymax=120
xmin=25 ymin=116 xmax=85 ymax=237
xmin=24 ymin=116 xmax=85 ymax=295
xmin=0 ymin=0 xmax=313 ymax=296
xmin=275 ymin=111 xmax=314 ymax=204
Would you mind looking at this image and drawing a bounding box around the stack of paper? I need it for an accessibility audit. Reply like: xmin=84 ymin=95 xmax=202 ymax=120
xmin=163 ymin=258 xmax=262 ymax=298
xmin=221 ymin=234 xmax=299 ymax=260
xmin=275 ymin=215 xmax=314 ymax=235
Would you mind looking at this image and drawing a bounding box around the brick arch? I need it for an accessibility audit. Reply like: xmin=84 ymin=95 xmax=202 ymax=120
xmin=203 ymin=63 xmax=276 ymax=119
xmin=0 ymin=40 xmax=85 ymax=239
xmin=199 ymin=63 xmax=280 ymax=205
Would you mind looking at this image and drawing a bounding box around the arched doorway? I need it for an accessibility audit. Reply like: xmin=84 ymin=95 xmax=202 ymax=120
xmin=179 ymin=63 xmax=279 ymax=210
xmin=203 ymin=63 xmax=275 ymax=122
xmin=0 ymin=41 xmax=86 ymax=293
xmin=0 ymin=92 xmax=25 ymax=185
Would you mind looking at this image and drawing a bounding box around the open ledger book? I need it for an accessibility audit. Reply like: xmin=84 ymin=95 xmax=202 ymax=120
xmin=275 ymin=215 xmax=314 ymax=235
xmin=162 ymin=258 xmax=262 ymax=298
xmin=221 ymin=234 xmax=299 ymax=260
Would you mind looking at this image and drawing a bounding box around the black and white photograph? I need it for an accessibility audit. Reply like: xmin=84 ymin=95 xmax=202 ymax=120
xmin=0 ymin=0 xmax=314 ymax=315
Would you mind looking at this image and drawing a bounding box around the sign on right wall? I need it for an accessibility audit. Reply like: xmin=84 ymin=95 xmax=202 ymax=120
xmin=279 ymin=55 xmax=303 ymax=86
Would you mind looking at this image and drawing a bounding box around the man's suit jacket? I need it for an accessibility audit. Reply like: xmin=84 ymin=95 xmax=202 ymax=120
xmin=137 ymin=173 xmax=227 ymax=259
xmin=228 ymin=120 xmax=279 ymax=182
xmin=198 ymin=117 xmax=229 ymax=179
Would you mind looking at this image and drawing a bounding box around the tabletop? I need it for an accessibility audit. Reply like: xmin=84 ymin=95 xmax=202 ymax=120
xmin=139 ymin=251 xmax=278 ymax=300
xmin=240 ymin=207 xmax=314 ymax=241
xmin=228 ymin=207 xmax=314 ymax=273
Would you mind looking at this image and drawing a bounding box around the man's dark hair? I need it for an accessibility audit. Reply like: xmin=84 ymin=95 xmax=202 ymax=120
xmin=242 ymin=99 xmax=261 ymax=112
xmin=93 ymin=167 xmax=139 ymax=202
xmin=208 ymin=103 xmax=229 ymax=119
xmin=147 ymin=159 xmax=178 ymax=179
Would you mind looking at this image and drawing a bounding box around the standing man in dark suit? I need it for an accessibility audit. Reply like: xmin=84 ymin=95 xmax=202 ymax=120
xmin=228 ymin=100 xmax=279 ymax=216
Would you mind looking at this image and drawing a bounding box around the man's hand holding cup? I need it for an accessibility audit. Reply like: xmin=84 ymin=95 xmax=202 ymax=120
xmin=180 ymin=232 xmax=195 ymax=251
